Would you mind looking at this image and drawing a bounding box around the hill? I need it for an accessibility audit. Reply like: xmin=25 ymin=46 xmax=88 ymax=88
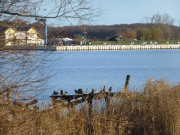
xmin=49 ymin=23 xmax=180 ymax=41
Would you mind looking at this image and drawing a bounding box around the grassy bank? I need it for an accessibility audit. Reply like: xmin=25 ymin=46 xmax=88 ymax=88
xmin=1 ymin=79 xmax=180 ymax=135
xmin=92 ymin=40 xmax=180 ymax=45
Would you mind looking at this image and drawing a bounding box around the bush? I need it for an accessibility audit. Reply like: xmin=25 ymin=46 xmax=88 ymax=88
xmin=1 ymin=79 xmax=180 ymax=135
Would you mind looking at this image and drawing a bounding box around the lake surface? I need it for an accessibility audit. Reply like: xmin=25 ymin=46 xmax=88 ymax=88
xmin=44 ymin=49 xmax=180 ymax=97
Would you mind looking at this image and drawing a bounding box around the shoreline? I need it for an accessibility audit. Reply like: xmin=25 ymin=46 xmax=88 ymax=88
xmin=3 ymin=44 xmax=180 ymax=51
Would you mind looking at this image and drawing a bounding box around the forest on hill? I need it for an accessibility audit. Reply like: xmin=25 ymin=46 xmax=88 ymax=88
xmin=51 ymin=23 xmax=180 ymax=41
xmin=1 ymin=22 xmax=180 ymax=41
xmin=47 ymin=13 xmax=180 ymax=42
xmin=1 ymin=13 xmax=180 ymax=43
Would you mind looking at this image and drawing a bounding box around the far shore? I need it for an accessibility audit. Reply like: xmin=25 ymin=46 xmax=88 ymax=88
xmin=3 ymin=44 xmax=180 ymax=51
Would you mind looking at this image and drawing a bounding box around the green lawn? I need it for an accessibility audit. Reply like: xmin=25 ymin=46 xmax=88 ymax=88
xmin=91 ymin=40 xmax=180 ymax=45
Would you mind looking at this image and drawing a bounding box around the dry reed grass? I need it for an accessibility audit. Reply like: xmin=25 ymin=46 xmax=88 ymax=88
xmin=1 ymin=79 xmax=180 ymax=135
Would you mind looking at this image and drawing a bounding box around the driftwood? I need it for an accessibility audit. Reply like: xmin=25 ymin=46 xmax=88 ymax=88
xmin=50 ymin=92 xmax=122 ymax=108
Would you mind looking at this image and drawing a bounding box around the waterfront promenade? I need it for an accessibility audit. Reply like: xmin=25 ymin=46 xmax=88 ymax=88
xmin=4 ymin=44 xmax=180 ymax=51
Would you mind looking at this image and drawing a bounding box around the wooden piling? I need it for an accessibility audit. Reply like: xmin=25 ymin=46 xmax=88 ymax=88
xmin=124 ymin=75 xmax=130 ymax=91
xmin=105 ymin=92 xmax=110 ymax=112
xmin=88 ymin=98 xmax=93 ymax=115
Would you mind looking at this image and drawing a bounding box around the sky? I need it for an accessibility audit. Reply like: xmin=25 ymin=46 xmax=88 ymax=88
xmin=90 ymin=0 xmax=180 ymax=26
xmin=42 ymin=0 xmax=180 ymax=26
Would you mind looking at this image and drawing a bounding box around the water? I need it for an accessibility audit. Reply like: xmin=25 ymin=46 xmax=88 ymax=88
xmin=44 ymin=49 xmax=180 ymax=98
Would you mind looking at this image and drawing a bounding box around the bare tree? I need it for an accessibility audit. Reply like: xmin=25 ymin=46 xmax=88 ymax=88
xmin=150 ymin=13 xmax=174 ymax=40
xmin=151 ymin=13 xmax=174 ymax=25
xmin=0 ymin=0 xmax=100 ymax=24
xmin=0 ymin=3 xmax=101 ymax=132
xmin=0 ymin=0 xmax=101 ymax=106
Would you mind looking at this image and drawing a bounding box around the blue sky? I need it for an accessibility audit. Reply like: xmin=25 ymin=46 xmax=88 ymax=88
xmin=44 ymin=0 xmax=180 ymax=26
xmin=92 ymin=0 xmax=180 ymax=26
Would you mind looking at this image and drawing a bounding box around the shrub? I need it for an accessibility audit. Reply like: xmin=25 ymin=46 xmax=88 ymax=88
xmin=0 ymin=79 xmax=180 ymax=135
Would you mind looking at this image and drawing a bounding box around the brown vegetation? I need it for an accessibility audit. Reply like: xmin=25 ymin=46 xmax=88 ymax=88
xmin=1 ymin=17 xmax=180 ymax=43
xmin=46 ymin=23 xmax=180 ymax=42
xmin=1 ymin=79 xmax=180 ymax=135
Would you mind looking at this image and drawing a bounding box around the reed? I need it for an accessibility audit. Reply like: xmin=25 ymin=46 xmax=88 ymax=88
xmin=1 ymin=79 xmax=180 ymax=135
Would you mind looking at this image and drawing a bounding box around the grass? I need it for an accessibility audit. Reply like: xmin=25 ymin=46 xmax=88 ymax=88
xmin=1 ymin=79 xmax=180 ymax=135
xmin=91 ymin=40 xmax=180 ymax=45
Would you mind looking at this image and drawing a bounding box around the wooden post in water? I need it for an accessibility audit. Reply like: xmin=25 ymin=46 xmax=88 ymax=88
xmin=88 ymin=98 xmax=93 ymax=115
xmin=124 ymin=75 xmax=130 ymax=91
xmin=105 ymin=93 xmax=110 ymax=112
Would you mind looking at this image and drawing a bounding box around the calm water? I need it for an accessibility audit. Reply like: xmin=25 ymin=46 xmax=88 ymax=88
xmin=44 ymin=49 xmax=180 ymax=97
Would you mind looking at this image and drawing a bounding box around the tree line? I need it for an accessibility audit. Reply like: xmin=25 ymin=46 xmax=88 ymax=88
xmin=1 ymin=20 xmax=180 ymax=43
xmin=54 ymin=23 xmax=180 ymax=41
xmin=48 ymin=13 xmax=180 ymax=42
